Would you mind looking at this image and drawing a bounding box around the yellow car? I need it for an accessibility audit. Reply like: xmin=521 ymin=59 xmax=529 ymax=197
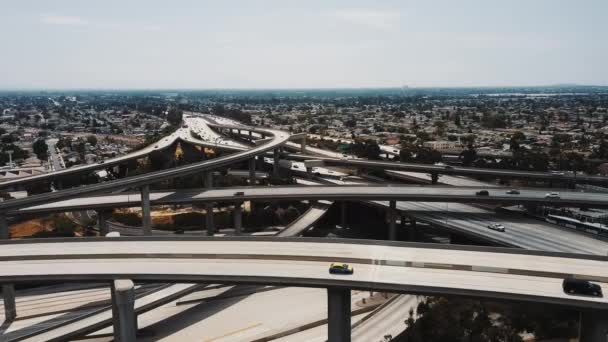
xmin=329 ymin=263 xmax=354 ymax=275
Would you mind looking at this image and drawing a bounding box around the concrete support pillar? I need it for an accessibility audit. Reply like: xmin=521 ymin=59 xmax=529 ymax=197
xmin=0 ymin=215 xmax=16 ymax=321
xmin=204 ymin=172 xmax=215 ymax=235
xmin=204 ymin=171 xmax=213 ymax=188
xmin=249 ymin=158 xmax=256 ymax=185
xmin=431 ymin=173 xmax=439 ymax=185
xmin=388 ymin=200 xmax=397 ymax=241
xmin=97 ymin=210 xmax=110 ymax=236
xmin=233 ymin=202 xmax=243 ymax=235
xmin=327 ymin=288 xmax=351 ymax=342
xmin=301 ymin=136 xmax=306 ymax=153
xmin=111 ymin=280 xmax=136 ymax=342
xmin=205 ymin=203 xmax=214 ymax=235
xmin=409 ymin=218 xmax=418 ymax=241
xmin=340 ymin=202 xmax=347 ymax=229
xmin=580 ymin=309 xmax=608 ymax=342
xmin=273 ymin=149 xmax=280 ymax=177
xmin=140 ymin=185 xmax=151 ymax=236
xmin=306 ymin=167 xmax=313 ymax=180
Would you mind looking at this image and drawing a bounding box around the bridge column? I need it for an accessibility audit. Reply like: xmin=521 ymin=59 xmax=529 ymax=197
xmin=249 ymin=158 xmax=256 ymax=185
xmin=340 ymin=202 xmax=347 ymax=229
xmin=97 ymin=210 xmax=111 ymax=236
xmin=409 ymin=218 xmax=418 ymax=241
xmin=140 ymin=185 xmax=151 ymax=235
xmin=273 ymin=149 xmax=280 ymax=177
xmin=300 ymin=136 xmax=306 ymax=153
xmin=388 ymin=200 xmax=397 ymax=240
xmin=204 ymin=171 xmax=213 ymax=188
xmin=431 ymin=173 xmax=439 ymax=185
xmin=580 ymin=309 xmax=608 ymax=342
xmin=0 ymin=214 xmax=16 ymax=321
xmin=111 ymin=280 xmax=136 ymax=342
xmin=204 ymin=172 xmax=214 ymax=235
xmin=327 ymin=288 xmax=351 ymax=342
xmin=233 ymin=202 xmax=243 ymax=235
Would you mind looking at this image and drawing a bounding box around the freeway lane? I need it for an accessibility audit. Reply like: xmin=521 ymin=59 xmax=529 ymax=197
xmin=1 ymin=238 xmax=608 ymax=309
xmin=284 ymin=154 xmax=608 ymax=185
xmin=0 ymin=126 xmax=289 ymax=212
xmin=11 ymin=185 xmax=608 ymax=215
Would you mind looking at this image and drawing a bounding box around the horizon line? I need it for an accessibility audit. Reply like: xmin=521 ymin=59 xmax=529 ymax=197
xmin=1 ymin=84 xmax=608 ymax=92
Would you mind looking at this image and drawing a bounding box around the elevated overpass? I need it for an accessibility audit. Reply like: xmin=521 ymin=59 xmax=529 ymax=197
xmin=0 ymin=125 xmax=289 ymax=212
xmin=283 ymin=153 xmax=608 ymax=186
xmin=10 ymin=185 xmax=608 ymax=216
xmin=1 ymin=237 xmax=608 ymax=341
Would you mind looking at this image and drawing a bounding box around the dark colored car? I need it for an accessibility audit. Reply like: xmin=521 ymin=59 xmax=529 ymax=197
xmin=562 ymin=277 xmax=603 ymax=297
xmin=476 ymin=190 xmax=489 ymax=196
xmin=444 ymin=165 xmax=453 ymax=170
xmin=506 ymin=189 xmax=520 ymax=195
xmin=234 ymin=191 xmax=245 ymax=196
xmin=329 ymin=263 xmax=354 ymax=275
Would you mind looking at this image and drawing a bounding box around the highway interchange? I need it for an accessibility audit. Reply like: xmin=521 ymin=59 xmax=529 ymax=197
xmin=2 ymin=114 xmax=608 ymax=341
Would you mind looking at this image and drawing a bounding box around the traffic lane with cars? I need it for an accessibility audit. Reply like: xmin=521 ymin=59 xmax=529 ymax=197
xmin=11 ymin=186 xmax=608 ymax=215
xmin=2 ymin=239 xmax=608 ymax=309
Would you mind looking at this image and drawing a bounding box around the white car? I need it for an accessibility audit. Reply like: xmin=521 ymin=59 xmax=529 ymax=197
xmin=487 ymin=223 xmax=506 ymax=232
xmin=545 ymin=192 xmax=561 ymax=199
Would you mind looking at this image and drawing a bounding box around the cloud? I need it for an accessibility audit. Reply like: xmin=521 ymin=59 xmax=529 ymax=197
xmin=327 ymin=9 xmax=401 ymax=31
xmin=40 ymin=14 xmax=88 ymax=26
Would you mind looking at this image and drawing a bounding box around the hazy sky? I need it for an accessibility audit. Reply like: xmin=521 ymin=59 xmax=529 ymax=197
xmin=1 ymin=0 xmax=607 ymax=89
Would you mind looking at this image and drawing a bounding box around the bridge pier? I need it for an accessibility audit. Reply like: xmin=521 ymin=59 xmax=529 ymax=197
xmin=340 ymin=202 xmax=347 ymax=229
xmin=388 ymin=200 xmax=397 ymax=240
xmin=204 ymin=172 xmax=214 ymax=235
xmin=273 ymin=149 xmax=280 ymax=177
xmin=97 ymin=210 xmax=111 ymax=236
xmin=233 ymin=202 xmax=243 ymax=235
xmin=249 ymin=158 xmax=256 ymax=185
xmin=409 ymin=219 xmax=418 ymax=241
xmin=431 ymin=173 xmax=439 ymax=185
xmin=327 ymin=288 xmax=351 ymax=342
xmin=0 ymin=214 xmax=16 ymax=321
xmin=300 ymin=136 xmax=306 ymax=153
xmin=140 ymin=185 xmax=151 ymax=235
xmin=111 ymin=280 xmax=136 ymax=342
xmin=580 ymin=309 xmax=608 ymax=342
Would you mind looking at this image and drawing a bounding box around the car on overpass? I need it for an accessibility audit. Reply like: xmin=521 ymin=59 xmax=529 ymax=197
xmin=476 ymin=190 xmax=489 ymax=196
xmin=506 ymin=189 xmax=520 ymax=195
xmin=545 ymin=192 xmax=561 ymax=199
xmin=487 ymin=223 xmax=506 ymax=232
xmin=329 ymin=263 xmax=354 ymax=275
xmin=563 ymin=277 xmax=603 ymax=297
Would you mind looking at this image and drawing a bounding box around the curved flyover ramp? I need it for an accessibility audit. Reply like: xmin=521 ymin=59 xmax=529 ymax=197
xmin=1 ymin=238 xmax=608 ymax=310
xmin=0 ymin=126 xmax=290 ymax=212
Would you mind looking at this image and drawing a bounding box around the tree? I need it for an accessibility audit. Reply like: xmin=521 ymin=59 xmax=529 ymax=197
xmin=344 ymin=118 xmax=357 ymax=128
xmin=454 ymin=113 xmax=461 ymax=127
xmin=433 ymin=120 xmax=446 ymax=137
xmin=86 ymin=135 xmax=98 ymax=146
xmin=460 ymin=147 xmax=477 ymax=166
xmin=510 ymin=131 xmax=525 ymax=151
xmin=167 ymin=108 xmax=183 ymax=126
xmin=32 ymin=139 xmax=48 ymax=161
